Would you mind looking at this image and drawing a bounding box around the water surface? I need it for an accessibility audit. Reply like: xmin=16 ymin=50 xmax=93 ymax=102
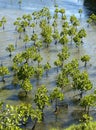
xmin=0 ymin=0 xmax=96 ymax=130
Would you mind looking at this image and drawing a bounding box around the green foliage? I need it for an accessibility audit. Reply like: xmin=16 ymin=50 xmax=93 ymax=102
xmin=78 ymin=9 xmax=83 ymax=18
xmin=68 ymin=26 xmax=76 ymax=36
xmin=13 ymin=20 xmax=20 ymax=30
xmin=62 ymin=21 xmax=69 ymax=28
xmin=17 ymin=63 xmax=34 ymax=80
xmin=56 ymin=73 xmax=69 ymax=90
xmin=68 ymin=26 xmax=76 ymax=44
xmin=78 ymin=28 xmax=87 ymax=39
xmin=59 ymin=35 xmax=69 ymax=46
xmin=39 ymin=19 xmax=47 ymax=28
xmin=73 ymin=19 xmax=80 ymax=28
xmin=34 ymin=66 xmax=44 ymax=79
xmin=65 ymin=121 xmax=96 ymax=130
xmin=33 ymin=53 xmax=43 ymax=67
xmin=34 ymin=85 xmax=50 ymax=112
xmin=80 ymin=94 xmax=96 ymax=112
xmin=22 ymin=14 xmax=27 ymax=20
xmin=21 ymin=20 xmax=28 ymax=29
xmin=70 ymin=15 xmax=80 ymax=29
xmin=57 ymin=46 xmax=70 ymax=66
xmin=20 ymin=78 xmax=33 ymax=94
xmin=0 ymin=21 xmax=2 ymax=28
xmin=72 ymin=71 xmax=93 ymax=98
xmin=86 ymin=18 xmax=92 ymax=26
xmin=35 ymin=40 xmax=42 ymax=51
xmin=0 ymin=102 xmax=42 ymax=130
xmin=22 ymin=48 xmax=33 ymax=63
xmin=63 ymin=58 xmax=79 ymax=77
xmin=41 ymin=24 xmax=52 ymax=47
xmin=81 ymin=55 xmax=90 ymax=67
xmin=55 ymin=7 xmax=59 ymax=14
xmin=89 ymin=13 xmax=96 ymax=25
xmin=44 ymin=62 xmax=51 ymax=75
xmin=70 ymin=15 xmax=78 ymax=24
xmin=54 ymin=59 xmax=62 ymax=72
xmin=0 ymin=66 xmax=10 ymax=82
xmin=23 ymin=34 xmax=29 ymax=48
xmin=50 ymin=87 xmax=64 ymax=101
xmin=13 ymin=53 xmax=24 ymax=65
xmin=50 ymin=87 xmax=64 ymax=112
xmin=54 ymin=59 xmax=62 ymax=67
xmin=50 ymin=120 xmax=96 ymax=130
xmin=73 ymin=34 xmax=81 ymax=49
xmin=30 ymin=22 xmax=35 ymax=33
xmin=78 ymin=9 xmax=83 ymax=14
xmin=52 ymin=20 xmax=57 ymax=32
xmin=43 ymin=35 xmax=52 ymax=47
xmin=17 ymin=26 xmax=23 ymax=39
xmin=44 ymin=62 xmax=51 ymax=70
xmin=59 ymin=8 xmax=65 ymax=18
xmin=26 ymin=14 xmax=32 ymax=24
xmin=31 ymin=33 xmax=38 ymax=44
xmin=62 ymin=15 xmax=67 ymax=21
xmin=1 ymin=16 xmax=7 ymax=30
xmin=6 ymin=44 xmax=15 ymax=56
xmin=53 ymin=13 xmax=58 ymax=20
xmin=60 ymin=28 xmax=68 ymax=36
xmin=0 ymin=6 xmax=94 ymax=130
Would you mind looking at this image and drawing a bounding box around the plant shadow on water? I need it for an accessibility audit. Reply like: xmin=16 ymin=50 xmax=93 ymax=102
xmin=6 ymin=94 xmax=19 ymax=101
xmin=4 ymin=83 xmax=19 ymax=89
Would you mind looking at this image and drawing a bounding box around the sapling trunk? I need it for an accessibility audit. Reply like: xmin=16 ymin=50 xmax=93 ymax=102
xmin=25 ymin=91 xmax=27 ymax=96
xmin=55 ymin=98 xmax=58 ymax=113
xmin=54 ymin=27 xmax=55 ymax=33
xmin=34 ymin=41 xmax=36 ymax=46
xmin=19 ymin=33 xmax=21 ymax=39
xmin=71 ymin=36 xmax=73 ymax=44
xmin=56 ymin=66 xmax=58 ymax=73
xmin=85 ymin=61 xmax=87 ymax=67
xmin=48 ymin=19 xmax=50 ymax=24
xmin=84 ymin=106 xmax=87 ymax=112
xmin=9 ymin=52 xmax=12 ymax=57
xmin=33 ymin=29 xmax=34 ymax=34
xmin=3 ymin=24 xmax=5 ymax=30
xmin=23 ymin=28 xmax=25 ymax=32
xmin=2 ymin=76 xmax=5 ymax=83
xmin=47 ymin=43 xmax=49 ymax=48
xmin=80 ymin=91 xmax=83 ymax=99
xmin=37 ymin=62 xmax=39 ymax=68
xmin=25 ymin=43 xmax=27 ymax=49
xmin=15 ymin=39 xmax=17 ymax=48
xmin=46 ymin=70 xmax=48 ymax=76
xmin=25 ymin=59 xmax=29 ymax=64
xmin=32 ymin=118 xmax=38 ymax=130
xmin=55 ymin=40 xmax=57 ymax=45
xmin=62 ymin=14 xmax=63 ymax=19
xmin=1 ymin=62 xmax=3 ymax=66
xmin=41 ymin=109 xmax=44 ymax=121
xmin=55 ymin=113 xmax=58 ymax=122
xmin=87 ymin=106 xmax=90 ymax=114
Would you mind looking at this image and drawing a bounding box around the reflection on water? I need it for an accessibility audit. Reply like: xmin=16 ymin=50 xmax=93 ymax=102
xmin=0 ymin=0 xmax=96 ymax=130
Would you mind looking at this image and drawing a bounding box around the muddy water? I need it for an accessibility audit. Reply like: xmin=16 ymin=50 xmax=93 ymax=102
xmin=0 ymin=0 xmax=96 ymax=130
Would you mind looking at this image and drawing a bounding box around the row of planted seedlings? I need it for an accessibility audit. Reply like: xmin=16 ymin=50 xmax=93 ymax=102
xmin=0 ymin=5 xmax=94 ymax=130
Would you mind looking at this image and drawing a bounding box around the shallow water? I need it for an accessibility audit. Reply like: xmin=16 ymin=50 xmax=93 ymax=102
xmin=0 ymin=0 xmax=96 ymax=129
